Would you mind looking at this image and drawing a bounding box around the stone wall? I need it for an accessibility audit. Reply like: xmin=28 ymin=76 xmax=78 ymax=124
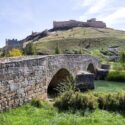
xmin=53 ymin=18 xmax=106 ymax=30
xmin=86 ymin=21 xmax=106 ymax=28
xmin=53 ymin=20 xmax=86 ymax=30
xmin=5 ymin=39 xmax=21 ymax=51
xmin=0 ymin=54 xmax=100 ymax=112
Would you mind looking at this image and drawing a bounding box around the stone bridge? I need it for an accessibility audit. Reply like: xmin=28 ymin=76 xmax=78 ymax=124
xmin=0 ymin=54 xmax=100 ymax=111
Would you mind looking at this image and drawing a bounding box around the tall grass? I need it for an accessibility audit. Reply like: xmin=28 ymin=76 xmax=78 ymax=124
xmin=111 ymin=62 xmax=125 ymax=71
xmin=0 ymin=103 xmax=125 ymax=125
xmin=54 ymin=91 xmax=125 ymax=113
xmin=94 ymin=92 xmax=125 ymax=111
xmin=107 ymin=70 xmax=125 ymax=82
xmin=54 ymin=90 xmax=98 ymax=112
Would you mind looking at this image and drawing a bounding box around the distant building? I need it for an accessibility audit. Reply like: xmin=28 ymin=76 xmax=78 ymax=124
xmin=5 ymin=39 xmax=21 ymax=51
xmin=4 ymin=18 xmax=107 ymax=51
xmin=53 ymin=18 xmax=106 ymax=30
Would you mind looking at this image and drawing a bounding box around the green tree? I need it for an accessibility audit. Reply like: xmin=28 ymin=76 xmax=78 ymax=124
xmin=24 ymin=42 xmax=36 ymax=55
xmin=79 ymin=48 xmax=84 ymax=54
xmin=120 ymin=51 xmax=125 ymax=66
xmin=9 ymin=48 xmax=23 ymax=57
xmin=55 ymin=43 xmax=61 ymax=54
xmin=0 ymin=49 xmax=10 ymax=57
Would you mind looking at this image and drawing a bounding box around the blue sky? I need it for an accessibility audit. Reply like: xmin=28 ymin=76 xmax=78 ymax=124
xmin=0 ymin=0 xmax=125 ymax=47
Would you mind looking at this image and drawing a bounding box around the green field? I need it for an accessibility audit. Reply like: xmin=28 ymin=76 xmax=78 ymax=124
xmin=95 ymin=80 xmax=125 ymax=92
xmin=0 ymin=103 xmax=125 ymax=125
xmin=1 ymin=81 xmax=125 ymax=125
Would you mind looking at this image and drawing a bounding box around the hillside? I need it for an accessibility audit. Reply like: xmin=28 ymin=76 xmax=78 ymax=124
xmin=26 ymin=27 xmax=125 ymax=54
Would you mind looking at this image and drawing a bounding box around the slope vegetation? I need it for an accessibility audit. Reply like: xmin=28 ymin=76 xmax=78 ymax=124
xmin=27 ymin=27 xmax=125 ymax=54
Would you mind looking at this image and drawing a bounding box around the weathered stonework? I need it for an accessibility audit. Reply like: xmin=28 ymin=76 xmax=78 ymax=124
xmin=76 ymin=71 xmax=95 ymax=91
xmin=53 ymin=18 xmax=106 ymax=30
xmin=0 ymin=54 xmax=100 ymax=112
xmin=5 ymin=39 xmax=21 ymax=51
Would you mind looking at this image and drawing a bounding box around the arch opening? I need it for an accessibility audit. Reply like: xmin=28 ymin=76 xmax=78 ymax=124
xmin=47 ymin=68 xmax=73 ymax=98
xmin=87 ymin=63 xmax=96 ymax=74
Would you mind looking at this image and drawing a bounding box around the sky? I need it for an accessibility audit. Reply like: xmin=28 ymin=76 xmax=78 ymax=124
xmin=0 ymin=0 xmax=125 ymax=47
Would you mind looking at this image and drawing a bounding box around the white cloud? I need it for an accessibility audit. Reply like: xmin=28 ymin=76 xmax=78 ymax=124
xmin=80 ymin=0 xmax=94 ymax=7
xmin=72 ymin=0 xmax=110 ymax=13
xmin=79 ymin=0 xmax=123 ymax=24
xmin=102 ymin=7 xmax=125 ymax=23
xmin=72 ymin=0 xmax=94 ymax=10
xmin=87 ymin=0 xmax=110 ymax=14
xmin=75 ymin=0 xmax=112 ymax=21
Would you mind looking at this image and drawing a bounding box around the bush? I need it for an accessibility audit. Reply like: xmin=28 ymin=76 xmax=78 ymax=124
xmin=24 ymin=42 xmax=36 ymax=55
xmin=54 ymin=91 xmax=125 ymax=112
xmin=119 ymin=51 xmax=125 ymax=66
xmin=54 ymin=91 xmax=98 ymax=112
xmin=9 ymin=48 xmax=23 ymax=57
xmin=54 ymin=78 xmax=76 ymax=96
xmin=107 ymin=70 xmax=125 ymax=82
xmin=79 ymin=48 xmax=84 ymax=54
xmin=31 ymin=98 xmax=42 ymax=108
xmin=0 ymin=50 xmax=9 ymax=57
xmin=55 ymin=45 xmax=61 ymax=54
xmin=94 ymin=92 xmax=125 ymax=111
xmin=111 ymin=62 xmax=124 ymax=71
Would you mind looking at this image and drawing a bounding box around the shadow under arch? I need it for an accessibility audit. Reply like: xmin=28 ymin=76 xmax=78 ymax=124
xmin=47 ymin=68 xmax=73 ymax=98
xmin=87 ymin=63 xmax=96 ymax=74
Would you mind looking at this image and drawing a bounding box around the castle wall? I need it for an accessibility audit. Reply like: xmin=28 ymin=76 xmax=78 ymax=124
xmin=5 ymin=39 xmax=21 ymax=51
xmin=53 ymin=20 xmax=85 ymax=29
xmin=86 ymin=21 xmax=106 ymax=28
xmin=53 ymin=19 xmax=106 ymax=30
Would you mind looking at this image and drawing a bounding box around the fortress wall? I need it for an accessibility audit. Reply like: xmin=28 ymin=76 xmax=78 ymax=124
xmin=86 ymin=21 xmax=106 ymax=28
xmin=53 ymin=19 xmax=106 ymax=30
xmin=53 ymin=20 xmax=84 ymax=29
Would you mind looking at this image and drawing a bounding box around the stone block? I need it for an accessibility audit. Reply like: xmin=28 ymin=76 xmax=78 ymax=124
xmin=75 ymin=71 xmax=95 ymax=92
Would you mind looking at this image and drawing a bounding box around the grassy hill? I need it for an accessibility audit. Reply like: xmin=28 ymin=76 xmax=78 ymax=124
xmin=26 ymin=27 xmax=125 ymax=54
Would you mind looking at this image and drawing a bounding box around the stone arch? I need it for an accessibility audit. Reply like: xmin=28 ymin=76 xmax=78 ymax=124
xmin=87 ymin=63 xmax=96 ymax=74
xmin=47 ymin=68 xmax=73 ymax=97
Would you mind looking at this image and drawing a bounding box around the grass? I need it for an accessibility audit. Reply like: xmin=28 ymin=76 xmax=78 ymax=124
xmin=95 ymin=80 xmax=125 ymax=92
xmin=107 ymin=71 xmax=125 ymax=82
xmin=1 ymin=81 xmax=125 ymax=125
xmin=31 ymin=27 xmax=125 ymax=54
xmin=0 ymin=104 xmax=125 ymax=125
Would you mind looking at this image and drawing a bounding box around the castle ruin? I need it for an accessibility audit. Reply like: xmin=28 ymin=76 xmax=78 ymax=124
xmin=5 ymin=39 xmax=21 ymax=51
xmin=53 ymin=18 xmax=106 ymax=30
xmin=4 ymin=18 xmax=106 ymax=51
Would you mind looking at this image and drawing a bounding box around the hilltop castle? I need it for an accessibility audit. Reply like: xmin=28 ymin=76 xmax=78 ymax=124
xmin=53 ymin=18 xmax=106 ymax=30
xmin=4 ymin=18 xmax=106 ymax=51
xmin=5 ymin=39 xmax=21 ymax=50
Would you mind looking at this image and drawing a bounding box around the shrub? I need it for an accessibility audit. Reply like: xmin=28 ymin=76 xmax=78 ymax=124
xmin=94 ymin=92 xmax=125 ymax=111
xmin=55 ymin=91 xmax=125 ymax=112
xmin=119 ymin=51 xmax=125 ymax=66
xmin=31 ymin=98 xmax=42 ymax=108
xmin=111 ymin=62 xmax=124 ymax=71
xmin=107 ymin=70 xmax=125 ymax=82
xmin=55 ymin=44 xmax=61 ymax=54
xmin=54 ymin=78 xmax=77 ymax=96
xmin=24 ymin=42 xmax=36 ymax=55
xmin=9 ymin=48 xmax=23 ymax=57
xmin=0 ymin=50 xmax=9 ymax=57
xmin=79 ymin=48 xmax=84 ymax=54
xmin=54 ymin=91 xmax=98 ymax=112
